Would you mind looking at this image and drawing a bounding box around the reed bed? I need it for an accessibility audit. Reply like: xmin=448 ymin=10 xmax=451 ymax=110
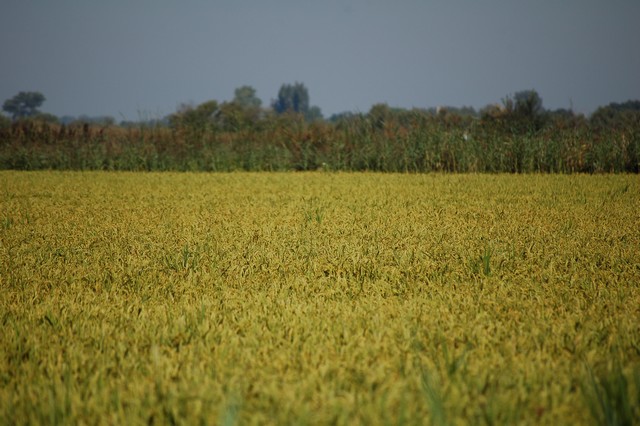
xmin=1 ymin=111 xmax=638 ymax=173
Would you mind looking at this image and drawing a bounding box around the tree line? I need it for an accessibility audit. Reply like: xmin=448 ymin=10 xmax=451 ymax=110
xmin=1 ymin=84 xmax=639 ymax=173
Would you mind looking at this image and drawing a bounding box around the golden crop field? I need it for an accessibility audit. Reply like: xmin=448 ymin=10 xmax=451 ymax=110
xmin=1 ymin=171 xmax=639 ymax=425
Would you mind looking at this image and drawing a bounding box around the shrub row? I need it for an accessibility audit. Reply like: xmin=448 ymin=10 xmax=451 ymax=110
xmin=1 ymin=112 xmax=638 ymax=173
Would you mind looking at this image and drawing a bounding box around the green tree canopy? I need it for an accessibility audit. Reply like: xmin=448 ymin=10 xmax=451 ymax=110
xmin=305 ymin=105 xmax=323 ymax=122
xmin=368 ymin=103 xmax=392 ymax=129
xmin=590 ymin=100 xmax=640 ymax=128
xmin=511 ymin=90 xmax=544 ymax=118
xmin=2 ymin=91 xmax=46 ymax=119
xmin=217 ymin=101 xmax=260 ymax=131
xmin=498 ymin=89 xmax=547 ymax=133
xmin=233 ymin=86 xmax=262 ymax=109
xmin=169 ymin=100 xmax=219 ymax=130
xmin=272 ymin=82 xmax=309 ymax=115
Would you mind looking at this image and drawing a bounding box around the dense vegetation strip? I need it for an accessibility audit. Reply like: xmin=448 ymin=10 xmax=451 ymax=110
xmin=1 ymin=95 xmax=639 ymax=173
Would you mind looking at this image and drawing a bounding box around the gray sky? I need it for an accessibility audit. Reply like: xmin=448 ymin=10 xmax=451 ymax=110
xmin=1 ymin=0 xmax=639 ymax=120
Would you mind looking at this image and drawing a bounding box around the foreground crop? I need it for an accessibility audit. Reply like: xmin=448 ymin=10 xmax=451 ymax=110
xmin=1 ymin=172 xmax=639 ymax=424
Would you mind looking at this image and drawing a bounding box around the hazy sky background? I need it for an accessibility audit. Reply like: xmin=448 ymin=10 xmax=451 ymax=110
xmin=1 ymin=0 xmax=639 ymax=120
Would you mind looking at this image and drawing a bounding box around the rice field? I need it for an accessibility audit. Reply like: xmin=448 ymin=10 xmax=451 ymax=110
xmin=1 ymin=171 xmax=639 ymax=425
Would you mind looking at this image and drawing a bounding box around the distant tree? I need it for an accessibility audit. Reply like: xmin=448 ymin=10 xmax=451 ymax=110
xmin=590 ymin=100 xmax=640 ymax=128
xmin=217 ymin=101 xmax=260 ymax=131
xmin=272 ymin=82 xmax=310 ymax=115
xmin=306 ymin=105 xmax=323 ymax=122
xmin=233 ymin=85 xmax=262 ymax=109
xmin=224 ymin=85 xmax=264 ymax=129
xmin=368 ymin=103 xmax=392 ymax=129
xmin=607 ymin=100 xmax=640 ymax=112
xmin=512 ymin=90 xmax=544 ymax=118
xmin=169 ymin=100 xmax=219 ymax=130
xmin=2 ymin=91 xmax=46 ymax=119
xmin=548 ymin=108 xmax=574 ymax=119
xmin=480 ymin=104 xmax=505 ymax=121
xmin=545 ymin=108 xmax=587 ymax=131
xmin=498 ymin=89 xmax=547 ymax=133
xmin=328 ymin=111 xmax=358 ymax=123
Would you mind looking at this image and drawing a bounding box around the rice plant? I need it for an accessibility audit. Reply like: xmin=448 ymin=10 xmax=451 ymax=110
xmin=0 ymin=171 xmax=638 ymax=424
